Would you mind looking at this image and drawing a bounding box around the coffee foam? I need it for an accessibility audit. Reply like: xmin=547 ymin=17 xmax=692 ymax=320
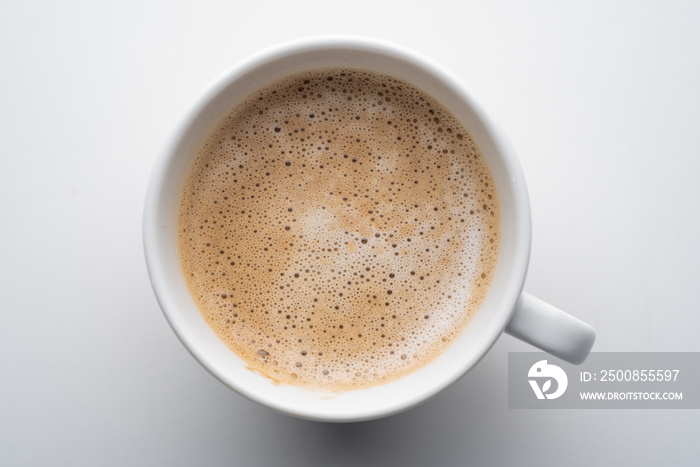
xmin=177 ymin=68 xmax=500 ymax=391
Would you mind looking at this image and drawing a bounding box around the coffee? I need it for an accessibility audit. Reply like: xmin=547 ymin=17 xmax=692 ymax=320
xmin=177 ymin=68 xmax=500 ymax=391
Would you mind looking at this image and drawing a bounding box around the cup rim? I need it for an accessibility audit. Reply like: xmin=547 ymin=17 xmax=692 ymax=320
xmin=144 ymin=35 xmax=531 ymax=421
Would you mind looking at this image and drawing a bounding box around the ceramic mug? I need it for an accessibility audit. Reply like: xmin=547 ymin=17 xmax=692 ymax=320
xmin=143 ymin=36 xmax=596 ymax=422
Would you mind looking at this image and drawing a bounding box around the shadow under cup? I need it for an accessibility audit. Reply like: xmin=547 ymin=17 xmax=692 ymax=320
xmin=143 ymin=37 xmax=531 ymax=422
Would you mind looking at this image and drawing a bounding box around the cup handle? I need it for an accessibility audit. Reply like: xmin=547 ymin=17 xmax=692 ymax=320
xmin=504 ymin=292 xmax=596 ymax=364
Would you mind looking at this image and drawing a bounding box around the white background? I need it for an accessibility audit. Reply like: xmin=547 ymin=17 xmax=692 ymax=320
xmin=1 ymin=0 xmax=699 ymax=465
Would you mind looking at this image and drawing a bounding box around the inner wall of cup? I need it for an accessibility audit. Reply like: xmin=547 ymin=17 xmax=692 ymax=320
xmin=152 ymin=41 xmax=529 ymax=421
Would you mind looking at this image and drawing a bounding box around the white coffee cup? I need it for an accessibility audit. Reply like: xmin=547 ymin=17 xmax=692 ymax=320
xmin=143 ymin=36 xmax=595 ymax=422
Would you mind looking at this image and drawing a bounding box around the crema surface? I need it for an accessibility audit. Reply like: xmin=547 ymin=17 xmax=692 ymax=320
xmin=178 ymin=69 xmax=500 ymax=390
